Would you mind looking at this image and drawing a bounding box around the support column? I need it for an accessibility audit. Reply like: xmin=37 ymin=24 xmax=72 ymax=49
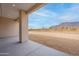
xmin=19 ymin=10 xmax=28 ymax=43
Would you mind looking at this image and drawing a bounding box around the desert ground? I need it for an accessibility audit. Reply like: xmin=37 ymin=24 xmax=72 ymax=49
xmin=29 ymin=31 xmax=79 ymax=55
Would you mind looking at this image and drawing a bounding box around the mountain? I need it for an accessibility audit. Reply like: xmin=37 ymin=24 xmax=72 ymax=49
xmin=58 ymin=22 xmax=79 ymax=27
xmin=51 ymin=22 xmax=79 ymax=31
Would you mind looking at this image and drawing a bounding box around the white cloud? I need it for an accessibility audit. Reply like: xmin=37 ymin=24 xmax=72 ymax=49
xmin=58 ymin=13 xmax=79 ymax=22
xmin=67 ymin=4 xmax=79 ymax=12
xmin=57 ymin=4 xmax=79 ymax=22
xmin=68 ymin=7 xmax=79 ymax=12
xmin=44 ymin=10 xmax=57 ymax=17
xmin=34 ymin=12 xmax=48 ymax=17
xmin=71 ymin=6 xmax=79 ymax=11
xmin=33 ymin=9 xmax=57 ymax=18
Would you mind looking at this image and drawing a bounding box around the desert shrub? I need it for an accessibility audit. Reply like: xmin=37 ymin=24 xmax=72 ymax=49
xmin=71 ymin=28 xmax=77 ymax=31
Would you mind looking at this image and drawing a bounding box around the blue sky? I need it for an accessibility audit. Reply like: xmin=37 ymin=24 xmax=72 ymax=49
xmin=28 ymin=3 xmax=79 ymax=29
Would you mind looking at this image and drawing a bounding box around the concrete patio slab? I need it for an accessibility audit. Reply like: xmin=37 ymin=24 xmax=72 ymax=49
xmin=0 ymin=37 xmax=70 ymax=56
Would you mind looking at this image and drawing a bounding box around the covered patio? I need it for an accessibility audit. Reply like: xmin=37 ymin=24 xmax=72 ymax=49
xmin=0 ymin=3 xmax=69 ymax=56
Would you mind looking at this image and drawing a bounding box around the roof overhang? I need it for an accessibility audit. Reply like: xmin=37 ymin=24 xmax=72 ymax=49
xmin=0 ymin=3 xmax=45 ymax=20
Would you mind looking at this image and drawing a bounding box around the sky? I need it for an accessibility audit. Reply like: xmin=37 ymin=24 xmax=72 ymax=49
xmin=28 ymin=3 xmax=79 ymax=29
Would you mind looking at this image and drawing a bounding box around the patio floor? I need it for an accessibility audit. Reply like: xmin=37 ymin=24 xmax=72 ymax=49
xmin=0 ymin=37 xmax=70 ymax=56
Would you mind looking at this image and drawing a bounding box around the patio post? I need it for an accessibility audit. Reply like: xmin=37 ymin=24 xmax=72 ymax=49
xmin=19 ymin=10 xmax=28 ymax=43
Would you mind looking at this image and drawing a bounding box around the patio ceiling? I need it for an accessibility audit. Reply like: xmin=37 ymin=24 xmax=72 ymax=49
xmin=0 ymin=3 xmax=44 ymax=20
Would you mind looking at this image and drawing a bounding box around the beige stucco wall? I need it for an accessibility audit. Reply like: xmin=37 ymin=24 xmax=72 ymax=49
xmin=0 ymin=17 xmax=19 ymax=38
xmin=19 ymin=11 xmax=28 ymax=42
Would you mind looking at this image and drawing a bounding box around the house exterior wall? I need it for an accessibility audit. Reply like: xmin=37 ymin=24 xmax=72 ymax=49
xmin=0 ymin=17 xmax=19 ymax=38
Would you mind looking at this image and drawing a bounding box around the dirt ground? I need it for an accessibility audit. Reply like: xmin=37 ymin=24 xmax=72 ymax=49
xmin=29 ymin=31 xmax=79 ymax=55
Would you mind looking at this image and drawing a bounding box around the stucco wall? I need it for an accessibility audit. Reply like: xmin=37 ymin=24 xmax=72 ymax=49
xmin=19 ymin=11 xmax=28 ymax=42
xmin=0 ymin=17 xmax=19 ymax=38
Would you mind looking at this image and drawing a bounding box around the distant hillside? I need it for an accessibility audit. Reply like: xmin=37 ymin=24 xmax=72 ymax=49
xmin=58 ymin=22 xmax=79 ymax=27
xmin=51 ymin=22 xmax=79 ymax=31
